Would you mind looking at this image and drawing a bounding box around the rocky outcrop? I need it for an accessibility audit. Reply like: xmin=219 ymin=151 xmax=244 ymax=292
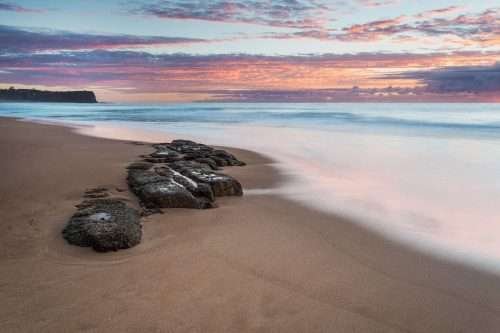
xmin=128 ymin=140 xmax=244 ymax=210
xmin=169 ymin=161 xmax=243 ymax=196
xmin=153 ymin=140 xmax=246 ymax=167
xmin=62 ymin=197 xmax=142 ymax=252
xmin=0 ymin=87 xmax=97 ymax=103
xmin=62 ymin=140 xmax=245 ymax=252
xmin=127 ymin=167 xmax=214 ymax=209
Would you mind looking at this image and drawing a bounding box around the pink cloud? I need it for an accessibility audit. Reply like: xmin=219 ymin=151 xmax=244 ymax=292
xmin=415 ymin=6 xmax=464 ymax=19
xmin=134 ymin=0 xmax=330 ymax=30
xmin=0 ymin=25 xmax=208 ymax=53
xmin=1 ymin=49 xmax=498 ymax=102
xmin=334 ymin=7 xmax=499 ymax=44
xmin=356 ymin=0 xmax=399 ymax=8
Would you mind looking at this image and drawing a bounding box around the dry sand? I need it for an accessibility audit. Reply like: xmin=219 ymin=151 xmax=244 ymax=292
xmin=2 ymin=117 xmax=500 ymax=332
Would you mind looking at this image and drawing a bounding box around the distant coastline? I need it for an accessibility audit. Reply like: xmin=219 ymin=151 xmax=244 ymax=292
xmin=0 ymin=87 xmax=97 ymax=103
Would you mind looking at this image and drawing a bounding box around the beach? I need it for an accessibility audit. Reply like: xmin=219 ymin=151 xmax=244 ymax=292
xmin=2 ymin=117 xmax=500 ymax=332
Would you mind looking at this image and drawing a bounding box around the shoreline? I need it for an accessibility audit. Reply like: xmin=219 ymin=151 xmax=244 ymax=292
xmin=25 ymin=116 xmax=500 ymax=275
xmin=2 ymin=117 xmax=500 ymax=331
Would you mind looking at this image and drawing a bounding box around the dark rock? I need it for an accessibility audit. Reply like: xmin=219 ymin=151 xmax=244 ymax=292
xmin=167 ymin=140 xmax=208 ymax=154
xmin=160 ymin=140 xmax=245 ymax=167
xmin=210 ymin=156 xmax=229 ymax=167
xmin=127 ymin=169 xmax=167 ymax=188
xmin=127 ymin=168 xmax=215 ymax=209
xmin=148 ymin=147 xmax=182 ymax=163
xmin=191 ymin=182 xmax=216 ymax=203
xmin=83 ymin=187 xmax=110 ymax=199
xmin=85 ymin=187 xmax=108 ymax=194
xmin=84 ymin=192 xmax=110 ymax=199
xmin=127 ymin=161 xmax=154 ymax=170
xmin=213 ymin=150 xmax=246 ymax=166
xmin=194 ymin=157 xmax=219 ymax=170
xmin=62 ymin=199 xmax=141 ymax=252
xmin=144 ymin=157 xmax=167 ymax=164
xmin=137 ymin=181 xmax=202 ymax=209
xmin=156 ymin=167 xmax=217 ymax=203
xmin=168 ymin=160 xmax=212 ymax=171
xmin=140 ymin=207 xmax=163 ymax=216
xmin=191 ymin=170 xmax=243 ymax=197
xmin=127 ymin=139 xmax=244 ymax=215
xmin=169 ymin=162 xmax=243 ymax=197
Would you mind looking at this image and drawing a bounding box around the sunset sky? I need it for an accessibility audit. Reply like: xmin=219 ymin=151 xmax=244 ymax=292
xmin=0 ymin=0 xmax=499 ymax=102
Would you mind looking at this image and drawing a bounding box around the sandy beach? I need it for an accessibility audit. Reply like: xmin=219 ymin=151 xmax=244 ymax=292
xmin=2 ymin=117 xmax=500 ymax=332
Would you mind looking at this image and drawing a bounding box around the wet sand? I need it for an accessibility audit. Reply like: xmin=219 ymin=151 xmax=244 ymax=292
xmin=2 ymin=117 xmax=500 ymax=332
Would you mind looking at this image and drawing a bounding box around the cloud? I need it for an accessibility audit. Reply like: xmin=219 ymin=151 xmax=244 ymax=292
xmin=258 ymin=6 xmax=498 ymax=46
xmin=356 ymin=0 xmax=399 ymax=8
xmin=333 ymin=7 xmax=499 ymax=44
xmin=400 ymin=63 xmax=500 ymax=93
xmin=0 ymin=1 xmax=42 ymax=13
xmin=1 ymin=49 xmax=498 ymax=98
xmin=415 ymin=5 xmax=463 ymax=19
xmin=337 ymin=16 xmax=408 ymax=41
xmin=0 ymin=25 xmax=207 ymax=53
xmin=133 ymin=0 xmax=330 ymax=30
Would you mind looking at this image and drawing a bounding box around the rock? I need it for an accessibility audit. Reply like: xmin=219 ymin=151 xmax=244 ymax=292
xmin=127 ymin=169 xmax=168 ymax=188
xmin=140 ymin=207 xmax=163 ymax=216
xmin=137 ymin=181 xmax=202 ymax=209
xmin=195 ymin=157 xmax=220 ymax=170
xmin=210 ymin=156 xmax=229 ymax=167
xmin=156 ymin=166 xmax=217 ymax=204
xmin=212 ymin=150 xmax=246 ymax=166
xmin=152 ymin=145 xmax=182 ymax=157
xmin=169 ymin=162 xmax=243 ymax=197
xmin=167 ymin=140 xmax=211 ymax=154
xmin=83 ymin=187 xmax=110 ymax=199
xmin=191 ymin=170 xmax=243 ymax=197
xmin=147 ymin=148 xmax=182 ymax=163
xmin=191 ymin=182 xmax=216 ymax=203
xmin=127 ymin=139 xmax=244 ymax=214
xmin=85 ymin=187 xmax=108 ymax=193
xmin=159 ymin=140 xmax=246 ymax=167
xmin=127 ymin=161 xmax=154 ymax=170
xmin=127 ymin=168 xmax=215 ymax=209
xmin=84 ymin=192 xmax=110 ymax=199
xmin=62 ymin=199 xmax=141 ymax=252
xmin=168 ymin=160 xmax=212 ymax=171
xmin=146 ymin=145 xmax=182 ymax=164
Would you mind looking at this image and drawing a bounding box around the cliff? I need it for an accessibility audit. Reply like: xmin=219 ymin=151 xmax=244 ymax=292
xmin=0 ymin=88 xmax=97 ymax=103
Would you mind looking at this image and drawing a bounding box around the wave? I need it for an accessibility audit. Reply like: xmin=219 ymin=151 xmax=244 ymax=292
xmin=2 ymin=102 xmax=500 ymax=134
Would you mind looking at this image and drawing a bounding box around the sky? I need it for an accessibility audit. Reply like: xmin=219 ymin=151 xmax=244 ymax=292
xmin=0 ymin=0 xmax=499 ymax=102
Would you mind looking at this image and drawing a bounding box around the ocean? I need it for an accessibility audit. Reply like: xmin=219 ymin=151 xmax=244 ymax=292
xmin=2 ymin=102 xmax=500 ymax=271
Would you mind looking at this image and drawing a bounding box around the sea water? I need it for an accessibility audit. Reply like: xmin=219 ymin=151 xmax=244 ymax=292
xmin=2 ymin=102 xmax=500 ymax=271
